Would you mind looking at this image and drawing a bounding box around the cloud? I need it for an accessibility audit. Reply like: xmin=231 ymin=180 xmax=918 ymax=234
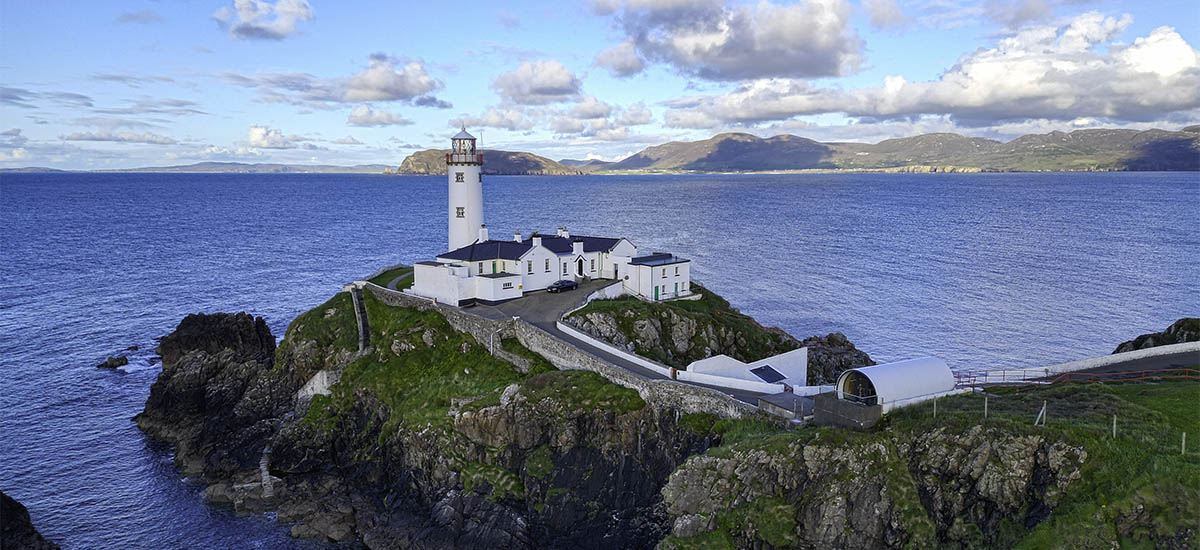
xmin=451 ymin=107 xmax=534 ymax=131
xmin=221 ymin=55 xmax=444 ymax=107
xmin=332 ymin=136 xmax=363 ymax=145
xmin=347 ymin=105 xmax=413 ymax=126
xmin=93 ymin=97 xmax=206 ymax=116
xmin=547 ymin=98 xmax=656 ymax=141
xmin=497 ymin=9 xmax=521 ymax=29
xmin=1 ymin=128 xmax=29 ymax=147
xmin=594 ymin=40 xmax=645 ymax=77
xmin=213 ymin=0 xmax=313 ymax=40
xmin=863 ymin=0 xmax=912 ymax=29
xmin=618 ymin=102 xmax=653 ymax=125
xmin=662 ymin=13 xmax=1200 ymax=127
xmin=114 ymin=9 xmax=164 ymax=25
xmin=3 ymin=88 xmax=94 ymax=109
xmin=0 ymin=148 xmax=30 ymax=161
xmin=90 ymin=73 xmax=175 ymax=86
xmin=62 ymin=131 xmax=177 ymax=145
xmin=492 ymin=60 xmax=582 ymax=105
xmin=598 ymin=0 xmax=862 ymax=81
xmin=246 ymin=125 xmax=305 ymax=148
xmin=985 ymin=0 xmax=1053 ymax=28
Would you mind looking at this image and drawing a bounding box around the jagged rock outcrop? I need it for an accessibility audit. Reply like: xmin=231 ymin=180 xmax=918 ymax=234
xmin=135 ymin=312 xmax=293 ymax=479
xmin=1 ymin=491 xmax=59 ymax=550
xmin=659 ymin=425 xmax=1087 ymax=549
xmin=1113 ymin=317 xmax=1200 ymax=353
xmin=799 ymin=332 xmax=875 ymax=384
xmin=266 ymin=377 xmax=713 ymax=549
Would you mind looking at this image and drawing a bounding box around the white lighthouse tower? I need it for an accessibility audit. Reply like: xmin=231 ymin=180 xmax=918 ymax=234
xmin=446 ymin=127 xmax=484 ymax=251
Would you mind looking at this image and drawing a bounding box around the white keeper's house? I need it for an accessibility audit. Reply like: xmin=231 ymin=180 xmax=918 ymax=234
xmin=408 ymin=127 xmax=693 ymax=307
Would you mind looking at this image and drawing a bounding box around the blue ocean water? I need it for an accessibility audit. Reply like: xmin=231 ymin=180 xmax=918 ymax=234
xmin=1 ymin=171 xmax=1196 ymax=548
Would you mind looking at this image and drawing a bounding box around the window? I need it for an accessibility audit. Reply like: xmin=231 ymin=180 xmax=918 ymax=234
xmin=456 ymin=207 xmax=464 ymax=218
xmin=590 ymin=259 xmax=595 ymax=271
xmin=478 ymin=262 xmax=483 ymax=272
xmin=478 ymin=173 xmax=482 ymax=182
xmin=562 ymin=263 xmax=568 ymax=275
xmin=662 ymin=268 xmax=667 ymax=278
xmin=502 ymin=282 xmax=513 ymax=289
xmin=544 ymin=258 xmax=550 ymax=272
xmin=455 ymin=172 xmax=464 ymax=182
xmin=675 ymin=266 xmax=679 ymax=276
xmin=527 ymin=260 xmax=533 ymax=274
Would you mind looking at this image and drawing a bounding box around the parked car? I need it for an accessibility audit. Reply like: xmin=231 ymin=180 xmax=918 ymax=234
xmin=547 ymin=279 xmax=578 ymax=293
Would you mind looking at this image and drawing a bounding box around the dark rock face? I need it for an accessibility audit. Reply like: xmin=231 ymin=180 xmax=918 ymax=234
xmin=800 ymin=332 xmax=876 ymax=385
xmin=1113 ymin=317 xmax=1200 ymax=354
xmin=1 ymin=491 xmax=59 ymax=550
xmin=268 ymin=386 xmax=709 ymax=549
xmin=135 ymin=312 xmax=293 ymax=480
xmin=96 ymin=355 xmax=128 ymax=369
xmin=660 ymin=426 xmax=1087 ymax=549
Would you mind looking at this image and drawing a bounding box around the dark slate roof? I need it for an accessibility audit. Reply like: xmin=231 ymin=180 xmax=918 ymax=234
xmin=524 ymin=235 xmax=622 ymax=255
xmin=629 ymin=253 xmax=689 ymax=266
xmin=439 ymin=240 xmax=531 ymax=261
xmin=415 ymin=261 xmax=444 ymax=266
xmin=438 ymin=234 xmax=626 ymax=261
xmin=452 ymin=128 xmax=475 ymax=140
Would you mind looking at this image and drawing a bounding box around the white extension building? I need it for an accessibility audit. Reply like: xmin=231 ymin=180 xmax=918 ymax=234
xmin=409 ymin=127 xmax=694 ymax=306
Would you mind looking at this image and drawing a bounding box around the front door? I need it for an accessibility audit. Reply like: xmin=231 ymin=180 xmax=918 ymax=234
xmin=654 ymin=285 xmax=659 ymax=301
xmin=492 ymin=261 xmax=497 ymax=274
xmin=674 ymin=282 xmax=678 ymax=296
xmin=577 ymin=258 xmax=584 ymax=278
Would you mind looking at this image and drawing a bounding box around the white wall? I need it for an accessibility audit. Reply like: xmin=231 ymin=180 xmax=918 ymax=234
xmin=411 ymin=263 xmax=462 ymax=305
xmin=475 ymin=275 xmax=522 ymax=302
xmin=447 ymin=163 xmax=483 ymax=251
xmin=519 ymin=244 xmax=560 ymax=291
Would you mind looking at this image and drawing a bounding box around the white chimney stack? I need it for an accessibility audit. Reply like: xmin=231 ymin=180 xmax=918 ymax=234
xmin=478 ymin=224 xmax=488 ymax=242
xmin=561 ymin=226 xmax=570 ymax=238
xmin=572 ymin=238 xmax=584 ymax=255
xmin=514 ymin=229 xmax=522 ymax=242
xmin=531 ymin=232 xmax=542 ymax=248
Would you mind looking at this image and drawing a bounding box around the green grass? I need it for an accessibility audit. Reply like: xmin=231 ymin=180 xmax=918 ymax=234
xmin=518 ymin=370 xmax=645 ymax=414
xmin=274 ymin=291 xmax=358 ymax=370
xmin=367 ymin=266 xmax=412 ymax=288
xmin=565 ymin=283 xmax=798 ymax=368
xmin=668 ymin=380 xmax=1200 ymax=549
xmin=501 ymin=338 xmax=557 ymax=376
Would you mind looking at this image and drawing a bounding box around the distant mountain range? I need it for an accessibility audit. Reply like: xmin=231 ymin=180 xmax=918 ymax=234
xmin=396 ymin=149 xmax=582 ymax=175
xmin=586 ymin=126 xmax=1200 ymax=173
xmin=0 ymin=162 xmax=391 ymax=174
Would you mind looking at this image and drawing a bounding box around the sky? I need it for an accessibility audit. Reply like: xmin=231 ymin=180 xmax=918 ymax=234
xmin=1 ymin=0 xmax=1198 ymax=169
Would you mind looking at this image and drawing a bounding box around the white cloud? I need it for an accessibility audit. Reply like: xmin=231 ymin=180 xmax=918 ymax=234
xmin=247 ymin=125 xmax=303 ymax=148
xmin=452 ymin=107 xmax=534 ymax=131
xmin=347 ymin=105 xmax=413 ymax=126
xmin=62 ymin=131 xmax=177 ymax=144
xmin=492 ymin=60 xmax=582 ymax=105
xmin=600 ymin=0 xmax=862 ymax=80
xmin=213 ymin=0 xmax=313 ymax=40
xmin=594 ymin=40 xmax=645 ymax=77
xmin=221 ymin=54 xmax=444 ymax=107
xmin=663 ymin=14 xmax=1200 ymax=127
xmin=863 ymin=0 xmax=912 ymax=29
xmin=333 ymin=135 xmax=363 ymax=145
xmin=114 ymin=9 xmax=165 ymax=25
xmin=0 ymin=148 xmax=30 ymax=161
xmin=618 ymin=102 xmax=653 ymax=125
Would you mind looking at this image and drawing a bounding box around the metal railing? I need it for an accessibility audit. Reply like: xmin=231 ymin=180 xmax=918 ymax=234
xmin=957 ymin=368 xmax=1198 ymax=389
xmin=841 ymin=391 xmax=878 ymax=406
xmin=446 ymin=153 xmax=483 ymax=164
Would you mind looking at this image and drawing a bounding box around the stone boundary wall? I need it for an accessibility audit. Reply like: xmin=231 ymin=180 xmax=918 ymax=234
xmin=361 ymin=282 xmax=756 ymax=418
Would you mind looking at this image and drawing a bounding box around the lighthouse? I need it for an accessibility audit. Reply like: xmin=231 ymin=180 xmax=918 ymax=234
xmin=446 ymin=127 xmax=484 ymax=251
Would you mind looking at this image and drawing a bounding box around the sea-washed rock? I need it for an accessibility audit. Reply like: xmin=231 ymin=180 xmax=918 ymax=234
xmin=96 ymin=356 xmax=128 ymax=369
xmin=1 ymin=490 xmax=60 ymax=550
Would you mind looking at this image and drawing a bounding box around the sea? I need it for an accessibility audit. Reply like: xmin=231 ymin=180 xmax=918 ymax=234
xmin=1 ymin=171 xmax=1197 ymax=548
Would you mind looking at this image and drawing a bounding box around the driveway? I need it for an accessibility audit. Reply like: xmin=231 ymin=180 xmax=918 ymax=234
xmin=470 ymin=279 xmax=768 ymax=405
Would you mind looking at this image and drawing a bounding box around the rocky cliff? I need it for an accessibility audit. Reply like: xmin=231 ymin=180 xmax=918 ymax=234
xmin=397 ymin=150 xmax=584 ymax=176
xmin=564 ymin=285 xmax=873 ymax=384
xmin=1 ymin=491 xmax=59 ymax=550
xmin=1113 ymin=317 xmax=1200 ymax=354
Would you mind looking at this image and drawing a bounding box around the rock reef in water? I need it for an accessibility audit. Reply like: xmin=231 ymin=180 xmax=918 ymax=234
xmin=1113 ymin=317 xmax=1200 ymax=354
xmin=96 ymin=355 xmax=128 ymax=369
xmin=1 ymin=490 xmax=60 ymax=550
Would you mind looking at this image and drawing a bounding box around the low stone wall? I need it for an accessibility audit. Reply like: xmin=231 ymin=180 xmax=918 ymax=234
xmin=361 ymin=281 xmax=755 ymax=418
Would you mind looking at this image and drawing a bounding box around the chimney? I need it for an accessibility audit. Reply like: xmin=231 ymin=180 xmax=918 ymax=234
xmin=478 ymin=224 xmax=488 ymax=242
xmin=572 ymin=237 xmax=584 ymax=255
xmin=531 ymin=232 xmax=542 ymax=248
xmin=514 ymin=229 xmax=522 ymax=242
xmin=561 ymin=226 xmax=570 ymax=239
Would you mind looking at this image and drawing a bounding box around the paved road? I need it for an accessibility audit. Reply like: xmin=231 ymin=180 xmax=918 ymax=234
xmin=385 ymin=272 xmax=413 ymax=290
xmin=1070 ymin=348 xmax=1199 ymax=376
xmin=471 ymin=280 xmax=768 ymax=405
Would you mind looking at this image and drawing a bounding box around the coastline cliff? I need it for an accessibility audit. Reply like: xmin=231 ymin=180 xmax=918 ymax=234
xmin=135 ymin=287 xmax=1198 ymax=549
